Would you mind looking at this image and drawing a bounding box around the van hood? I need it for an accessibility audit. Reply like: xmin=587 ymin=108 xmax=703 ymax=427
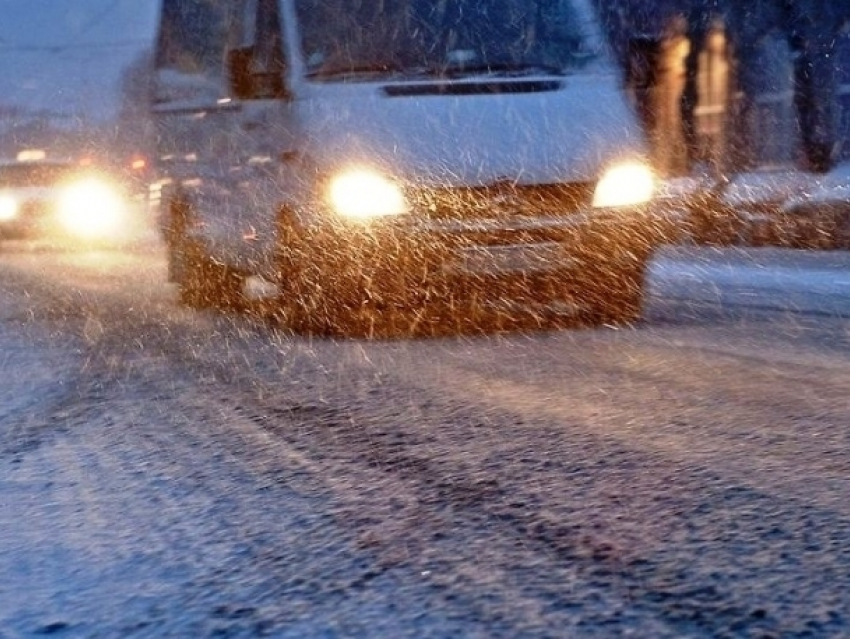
xmin=299 ymin=74 xmax=647 ymax=187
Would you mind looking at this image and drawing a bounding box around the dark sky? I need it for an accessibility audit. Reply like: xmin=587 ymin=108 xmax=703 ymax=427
xmin=0 ymin=0 xmax=159 ymax=123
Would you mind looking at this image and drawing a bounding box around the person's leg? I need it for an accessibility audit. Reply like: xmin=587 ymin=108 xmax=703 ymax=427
xmin=681 ymin=22 xmax=708 ymax=171
xmin=726 ymin=43 xmax=764 ymax=171
xmin=787 ymin=0 xmax=838 ymax=172
xmin=724 ymin=0 xmax=785 ymax=171
xmin=626 ymin=36 xmax=663 ymax=137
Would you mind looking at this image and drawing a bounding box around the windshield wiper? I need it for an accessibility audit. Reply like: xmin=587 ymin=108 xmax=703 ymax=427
xmin=305 ymin=60 xmax=567 ymax=82
xmin=436 ymin=62 xmax=566 ymax=79
xmin=305 ymin=61 xmax=407 ymax=80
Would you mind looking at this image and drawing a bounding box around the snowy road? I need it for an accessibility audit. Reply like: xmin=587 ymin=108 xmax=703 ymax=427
xmin=1 ymin=241 xmax=849 ymax=637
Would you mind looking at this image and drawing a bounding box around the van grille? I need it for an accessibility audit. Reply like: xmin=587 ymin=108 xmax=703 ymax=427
xmin=407 ymin=182 xmax=595 ymax=222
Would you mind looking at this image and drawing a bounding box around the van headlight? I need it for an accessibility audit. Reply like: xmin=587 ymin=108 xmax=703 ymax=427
xmin=592 ymin=161 xmax=655 ymax=209
xmin=327 ymin=169 xmax=409 ymax=220
xmin=56 ymin=178 xmax=126 ymax=239
xmin=0 ymin=193 xmax=19 ymax=221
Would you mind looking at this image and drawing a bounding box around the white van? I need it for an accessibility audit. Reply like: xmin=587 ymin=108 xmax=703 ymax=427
xmin=151 ymin=0 xmax=673 ymax=333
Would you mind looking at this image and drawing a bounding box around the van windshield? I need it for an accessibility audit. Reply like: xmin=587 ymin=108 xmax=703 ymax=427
xmin=296 ymin=0 xmax=610 ymax=79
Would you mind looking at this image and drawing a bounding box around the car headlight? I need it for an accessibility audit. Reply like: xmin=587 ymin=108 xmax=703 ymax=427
xmin=0 ymin=193 xmax=19 ymax=221
xmin=327 ymin=169 xmax=409 ymax=220
xmin=56 ymin=178 xmax=126 ymax=239
xmin=592 ymin=161 xmax=655 ymax=209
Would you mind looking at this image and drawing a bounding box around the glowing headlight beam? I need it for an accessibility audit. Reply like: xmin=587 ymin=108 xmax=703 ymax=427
xmin=592 ymin=161 xmax=655 ymax=209
xmin=328 ymin=169 xmax=408 ymax=220
xmin=56 ymin=178 xmax=126 ymax=239
xmin=0 ymin=193 xmax=19 ymax=221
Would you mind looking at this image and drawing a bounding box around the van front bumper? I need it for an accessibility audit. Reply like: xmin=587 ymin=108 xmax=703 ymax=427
xmin=290 ymin=202 xmax=677 ymax=274
xmin=279 ymin=203 xmax=681 ymax=331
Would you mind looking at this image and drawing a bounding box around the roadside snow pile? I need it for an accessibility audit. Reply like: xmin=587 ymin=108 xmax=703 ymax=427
xmin=787 ymin=161 xmax=850 ymax=207
xmin=661 ymin=163 xmax=850 ymax=249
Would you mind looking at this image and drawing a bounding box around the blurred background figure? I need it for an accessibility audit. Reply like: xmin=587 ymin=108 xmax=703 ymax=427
xmin=598 ymin=0 xmax=684 ymax=145
xmin=680 ymin=0 xmax=725 ymax=173
xmin=684 ymin=0 xmax=841 ymax=174
xmin=599 ymin=0 xmax=845 ymax=176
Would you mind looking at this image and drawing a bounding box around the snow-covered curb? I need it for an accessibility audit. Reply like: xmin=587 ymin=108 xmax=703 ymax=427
xmin=659 ymin=164 xmax=850 ymax=249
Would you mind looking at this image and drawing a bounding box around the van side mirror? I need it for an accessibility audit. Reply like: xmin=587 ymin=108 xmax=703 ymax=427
xmin=227 ymin=47 xmax=255 ymax=99
xmin=226 ymin=46 xmax=289 ymax=100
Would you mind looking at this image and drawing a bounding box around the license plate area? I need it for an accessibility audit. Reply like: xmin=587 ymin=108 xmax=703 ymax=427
xmin=453 ymin=241 xmax=572 ymax=275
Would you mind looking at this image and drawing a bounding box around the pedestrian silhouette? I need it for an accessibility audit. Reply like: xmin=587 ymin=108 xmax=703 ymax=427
xmin=683 ymin=0 xmax=840 ymax=174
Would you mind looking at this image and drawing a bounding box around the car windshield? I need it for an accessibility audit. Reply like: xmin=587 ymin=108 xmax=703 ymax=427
xmin=296 ymin=0 xmax=609 ymax=78
xmin=0 ymin=163 xmax=76 ymax=188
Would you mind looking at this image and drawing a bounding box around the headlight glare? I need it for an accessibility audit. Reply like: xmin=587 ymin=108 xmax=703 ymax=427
xmin=592 ymin=161 xmax=655 ymax=208
xmin=57 ymin=178 xmax=126 ymax=238
xmin=328 ymin=169 xmax=408 ymax=220
xmin=0 ymin=193 xmax=19 ymax=221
